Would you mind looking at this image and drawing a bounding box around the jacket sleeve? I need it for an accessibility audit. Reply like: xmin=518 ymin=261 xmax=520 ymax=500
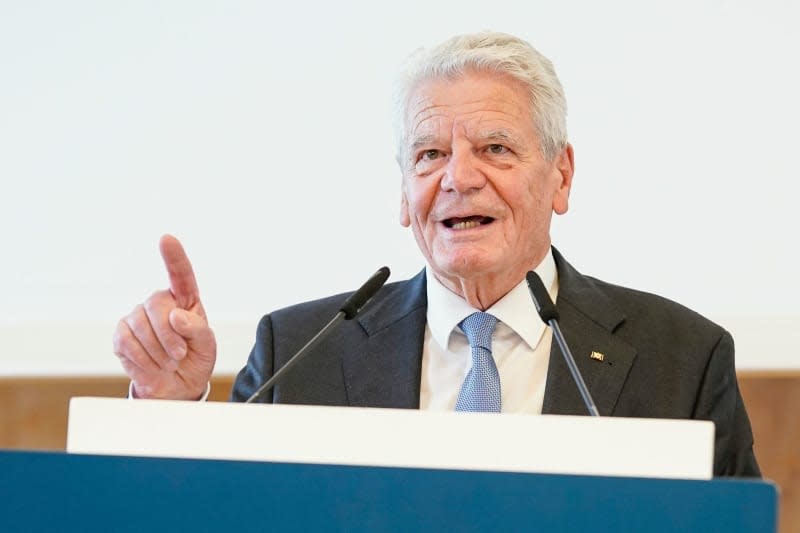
xmin=230 ymin=314 xmax=276 ymax=403
xmin=693 ymin=330 xmax=761 ymax=477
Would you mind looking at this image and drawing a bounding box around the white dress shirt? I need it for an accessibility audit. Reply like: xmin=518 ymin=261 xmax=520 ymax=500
xmin=419 ymin=250 xmax=558 ymax=414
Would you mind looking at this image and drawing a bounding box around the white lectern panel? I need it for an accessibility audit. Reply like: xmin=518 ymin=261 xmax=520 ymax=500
xmin=67 ymin=397 xmax=714 ymax=480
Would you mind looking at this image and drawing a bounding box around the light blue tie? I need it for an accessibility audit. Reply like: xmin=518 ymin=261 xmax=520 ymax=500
xmin=455 ymin=312 xmax=500 ymax=413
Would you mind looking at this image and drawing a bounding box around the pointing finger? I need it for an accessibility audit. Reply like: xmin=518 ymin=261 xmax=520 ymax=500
xmin=159 ymin=234 xmax=200 ymax=310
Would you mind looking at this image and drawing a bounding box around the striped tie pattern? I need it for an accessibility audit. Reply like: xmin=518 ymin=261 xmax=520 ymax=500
xmin=455 ymin=312 xmax=500 ymax=413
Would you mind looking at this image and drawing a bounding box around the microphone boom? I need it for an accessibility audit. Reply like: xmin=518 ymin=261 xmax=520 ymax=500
xmin=526 ymin=271 xmax=600 ymax=417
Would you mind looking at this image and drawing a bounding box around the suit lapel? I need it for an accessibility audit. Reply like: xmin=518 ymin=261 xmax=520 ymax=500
xmin=341 ymin=271 xmax=428 ymax=409
xmin=542 ymin=249 xmax=637 ymax=416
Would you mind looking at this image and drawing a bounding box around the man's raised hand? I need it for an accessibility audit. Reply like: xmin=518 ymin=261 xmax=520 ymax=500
xmin=112 ymin=235 xmax=217 ymax=400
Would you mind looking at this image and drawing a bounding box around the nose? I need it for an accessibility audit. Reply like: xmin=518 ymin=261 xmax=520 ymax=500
xmin=440 ymin=148 xmax=487 ymax=193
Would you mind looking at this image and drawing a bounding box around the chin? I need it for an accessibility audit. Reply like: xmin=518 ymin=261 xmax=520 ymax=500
xmin=432 ymin=252 xmax=503 ymax=281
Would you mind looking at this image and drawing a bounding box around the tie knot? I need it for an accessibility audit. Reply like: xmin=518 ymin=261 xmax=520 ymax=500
xmin=459 ymin=312 xmax=498 ymax=351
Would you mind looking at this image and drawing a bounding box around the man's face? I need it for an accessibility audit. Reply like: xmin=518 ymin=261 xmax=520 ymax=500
xmin=399 ymin=70 xmax=574 ymax=295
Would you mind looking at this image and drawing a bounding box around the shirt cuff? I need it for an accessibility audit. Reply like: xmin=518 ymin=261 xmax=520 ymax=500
xmin=128 ymin=381 xmax=211 ymax=401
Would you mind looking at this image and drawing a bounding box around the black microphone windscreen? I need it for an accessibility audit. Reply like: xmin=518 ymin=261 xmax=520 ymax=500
xmin=340 ymin=266 xmax=391 ymax=319
xmin=525 ymin=270 xmax=559 ymax=323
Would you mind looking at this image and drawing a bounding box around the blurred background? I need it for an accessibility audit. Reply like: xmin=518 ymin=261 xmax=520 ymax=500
xmin=1 ymin=0 xmax=798 ymax=374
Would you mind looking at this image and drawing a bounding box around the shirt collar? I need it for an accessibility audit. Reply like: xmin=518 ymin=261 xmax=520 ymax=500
xmin=425 ymin=248 xmax=559 ymax=351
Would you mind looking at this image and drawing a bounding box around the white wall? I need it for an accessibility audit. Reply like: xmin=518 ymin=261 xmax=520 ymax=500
xmin=1 ymin=1 xmax=798 ymax=375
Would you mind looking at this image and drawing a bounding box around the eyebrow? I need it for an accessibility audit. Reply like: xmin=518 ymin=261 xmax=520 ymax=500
xmin=409 ymin=129 xmax=523 ymax=149
xmin=479 ymin=129 xmax=523 ymax=147
xmin=408 ymin=134 xmax=437 ymax=152
xmin=405 ymin=128 xmax=527 ymax=160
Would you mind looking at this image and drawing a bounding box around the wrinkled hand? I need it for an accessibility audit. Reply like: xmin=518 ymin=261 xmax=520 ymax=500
xmin=113 ymin=235 xmax=216 ymax=400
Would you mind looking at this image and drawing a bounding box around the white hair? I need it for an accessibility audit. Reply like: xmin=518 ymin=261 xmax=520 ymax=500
xmin=393 ymin=31 xmax=568 ymax=162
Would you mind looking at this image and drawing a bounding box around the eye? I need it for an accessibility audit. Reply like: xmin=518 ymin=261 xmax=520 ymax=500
xmin=487 ymin=144 xmax=509 ymax=155
xmin=421 ymin=149 xmax=443 ymax=161
xmin=412 ymin=148 xmax=447 ymax=174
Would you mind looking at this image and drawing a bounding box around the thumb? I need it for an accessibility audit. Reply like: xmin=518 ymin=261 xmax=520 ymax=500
xmin=159 ymin=234 xmax=201 ymax=311
xmin=169 ymin=308 xmax=216 ymax=358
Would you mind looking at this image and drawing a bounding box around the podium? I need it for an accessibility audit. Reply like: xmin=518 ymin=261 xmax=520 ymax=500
xmin=0 ymin=449 xmax=777 ymax=532
xmin=0 ymin=398 xmax=779 ymax=532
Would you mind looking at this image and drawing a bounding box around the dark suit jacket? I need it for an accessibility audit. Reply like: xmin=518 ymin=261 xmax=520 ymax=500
xmin=231 ymin=249 xmax=760 ymax=477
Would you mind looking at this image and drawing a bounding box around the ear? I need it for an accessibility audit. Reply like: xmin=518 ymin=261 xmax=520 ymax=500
xmin=552 ymin=143 xmax=575 ymax=215
xmin=399 ymin=183 xmax=411 ymax=227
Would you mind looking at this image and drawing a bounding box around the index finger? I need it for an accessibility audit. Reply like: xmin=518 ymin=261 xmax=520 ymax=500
xmin=159 ymin=234 xmax=200 ymax=310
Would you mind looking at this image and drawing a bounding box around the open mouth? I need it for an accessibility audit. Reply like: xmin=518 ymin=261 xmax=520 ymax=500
xmin=443 ymin=216 xmax=495 ymax=230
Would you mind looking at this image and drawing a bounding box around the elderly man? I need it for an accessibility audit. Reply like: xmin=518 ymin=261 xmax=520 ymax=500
xmin=113 ymin=32 xmax=759 ymax=477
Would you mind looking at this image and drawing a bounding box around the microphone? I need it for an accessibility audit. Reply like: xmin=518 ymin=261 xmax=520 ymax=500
xmin=246 ymin=266 xmax=391 ymax=403
xmin=525 ymin=271 xmax=600 ymax=417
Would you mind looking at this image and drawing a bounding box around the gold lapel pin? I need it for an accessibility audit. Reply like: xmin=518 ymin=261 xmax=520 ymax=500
xmin=590 ymin=351 xmax=605 ymax=362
